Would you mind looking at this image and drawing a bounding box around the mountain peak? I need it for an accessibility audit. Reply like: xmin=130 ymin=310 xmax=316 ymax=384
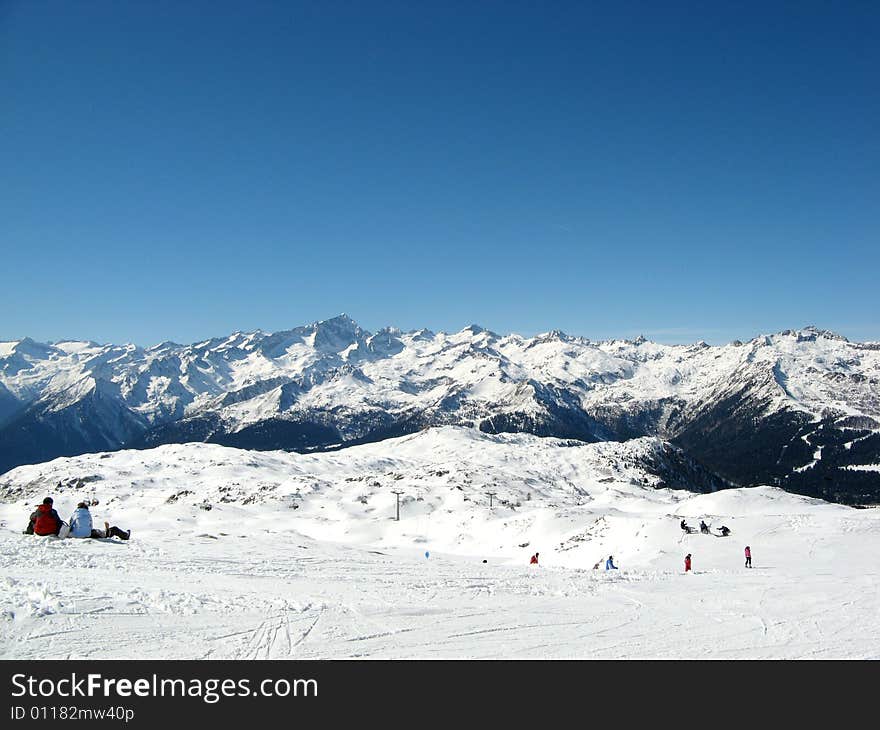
xmin=409 ymin=328 xmax=435 ymax=341
xmin=776 ymin=326 xmax=849 ymax=343
xmin=308 ymin=314 xmax=370 ymax=353
xmin=460 ymin=324 xmax=498 ymax=338
xmin=147 ymin=341 xmax=184 ymax=352
xmin=800 ymin=325 xmax=848 ymax=342
xmin=533 ymin=329 xmax=575 ymax=345
xmin=10 ymin=337 xmax=60 ymax=359
xmin=318 ymin=313 xmax=359 ymax=328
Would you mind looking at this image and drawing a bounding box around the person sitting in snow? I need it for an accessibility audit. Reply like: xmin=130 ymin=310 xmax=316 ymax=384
xmin=529 ymin=552 xmax=539 ymax=565
xmin=68 ymin=502 xmax=130 ymax=541
xmin=24 ymin=497 xmax=63 ymax=536
xmin=605 ymin=555 xmax=618 ymax=570
xmin=68 ymin=502 xmax=95 ymax=538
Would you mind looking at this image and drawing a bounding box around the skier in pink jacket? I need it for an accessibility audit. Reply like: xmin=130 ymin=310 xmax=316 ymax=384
xmin=744 ymin=545 xmax=752 ymax=568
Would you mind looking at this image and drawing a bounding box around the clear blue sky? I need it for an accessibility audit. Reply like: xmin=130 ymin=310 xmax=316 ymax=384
xmin=2 ymin=1 xmax=878 ymax=346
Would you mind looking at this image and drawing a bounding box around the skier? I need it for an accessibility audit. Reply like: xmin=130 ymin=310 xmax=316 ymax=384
xmin=90 ymin=521 xmax=131 ymax=541
xmin=680 ymin=518 xmax=688 ymax=532
xmin=68 ymin=502 xmax=94 ymax=538
xmin=700 ymin=520 xmax=710 ymax=534
xmin=719 ymin=525 xmax=731 ymax=537
xmin=744 ymin=545 xmax=752 ymax=568
xmin=24 ymin=497 xmax=63 ymax=536
xmin=684 ymin=553 xmax=692 ymax=572
xmin=68 ymin=502 xmax=130 ymax=540
xmin=605 ymin=555 xmax=618 ymax=570
xmin=530 ymin=552 xmax=539 ymax=565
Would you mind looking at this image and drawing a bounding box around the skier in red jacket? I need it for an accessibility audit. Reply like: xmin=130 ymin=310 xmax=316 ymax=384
xmin=684 ymin=553 xmax=692 ymax=572
xmin=24 ymin=497 xmax=63 ymax=536
xmin=530 ymin=552 xmax=539 ymax=565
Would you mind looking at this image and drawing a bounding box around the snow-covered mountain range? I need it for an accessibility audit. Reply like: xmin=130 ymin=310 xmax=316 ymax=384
xmin=1 ymin=315 xmax=879 ymax=503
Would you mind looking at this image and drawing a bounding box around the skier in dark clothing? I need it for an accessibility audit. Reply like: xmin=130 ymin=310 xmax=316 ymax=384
xmin=605 ymin=555 xmax=618 ymax=570
xmin=700 ymin=520 xmax=709 ymax=534
xmin=90 ymin=522 xmax=131 ymax=541
xmin=24 ymin=497 xmax=63 ymax=536
xmin=680 ymin=519 xmax=688 ymax=532
xmin=719 ymin=525 xmax=731 ymax=537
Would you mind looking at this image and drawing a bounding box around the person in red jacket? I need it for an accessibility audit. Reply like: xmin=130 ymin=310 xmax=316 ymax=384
xmin=744 ymin=545 xmax=752 ymax=568
xmin=25 ymin=497 xmax=63 ymax=536
xmin=530 ymin=552 xmax=539 ymax=565
xmin=684 ymin=553 xmax=692 ymax=572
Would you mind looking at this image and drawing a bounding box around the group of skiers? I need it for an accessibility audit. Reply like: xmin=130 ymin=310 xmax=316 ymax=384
xmin=680 ymin=518 xmax=730 ymax=537
xmin=528 ymin=517 xmax=753 ymax=572
xmin=679 ymin=518 xmax=753 ymax=570
xmin=531 ymin=553 xmax=620 ymax=570
xmin=23 ymin=497 xmax=130 ymax=541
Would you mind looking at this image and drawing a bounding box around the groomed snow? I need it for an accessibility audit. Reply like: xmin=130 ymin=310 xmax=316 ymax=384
xmin=1 ymin=427 xmax=878 ymax=659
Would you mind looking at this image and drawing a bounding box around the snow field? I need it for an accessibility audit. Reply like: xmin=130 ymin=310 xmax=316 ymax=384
xmin=2 ymin=427 xmax=879 ymax=658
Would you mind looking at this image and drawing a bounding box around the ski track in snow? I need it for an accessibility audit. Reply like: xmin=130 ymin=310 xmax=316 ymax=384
xmin=3 ymin=524 xmax=880 ymax=659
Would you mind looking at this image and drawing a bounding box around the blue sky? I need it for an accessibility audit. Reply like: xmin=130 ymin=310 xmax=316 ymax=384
xmin=2 ymin=1 xmax=878 ymax=346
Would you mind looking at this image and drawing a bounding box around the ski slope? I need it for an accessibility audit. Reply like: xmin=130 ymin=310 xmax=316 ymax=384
xmin=1 ymin=428 xmax=879 ymax=659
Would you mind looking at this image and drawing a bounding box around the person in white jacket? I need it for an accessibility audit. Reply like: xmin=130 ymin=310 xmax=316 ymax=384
xmin=68 ymin=503 xmax=93 ymax=538
xmin=68 ymin=502 xmax=130 ymax=540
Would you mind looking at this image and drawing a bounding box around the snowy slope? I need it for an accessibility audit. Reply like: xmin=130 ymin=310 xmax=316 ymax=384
xmin=1 ymin=427 xmax=878 ymax=659
xmin=0 ymin=427 xmax=718 ymax=557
